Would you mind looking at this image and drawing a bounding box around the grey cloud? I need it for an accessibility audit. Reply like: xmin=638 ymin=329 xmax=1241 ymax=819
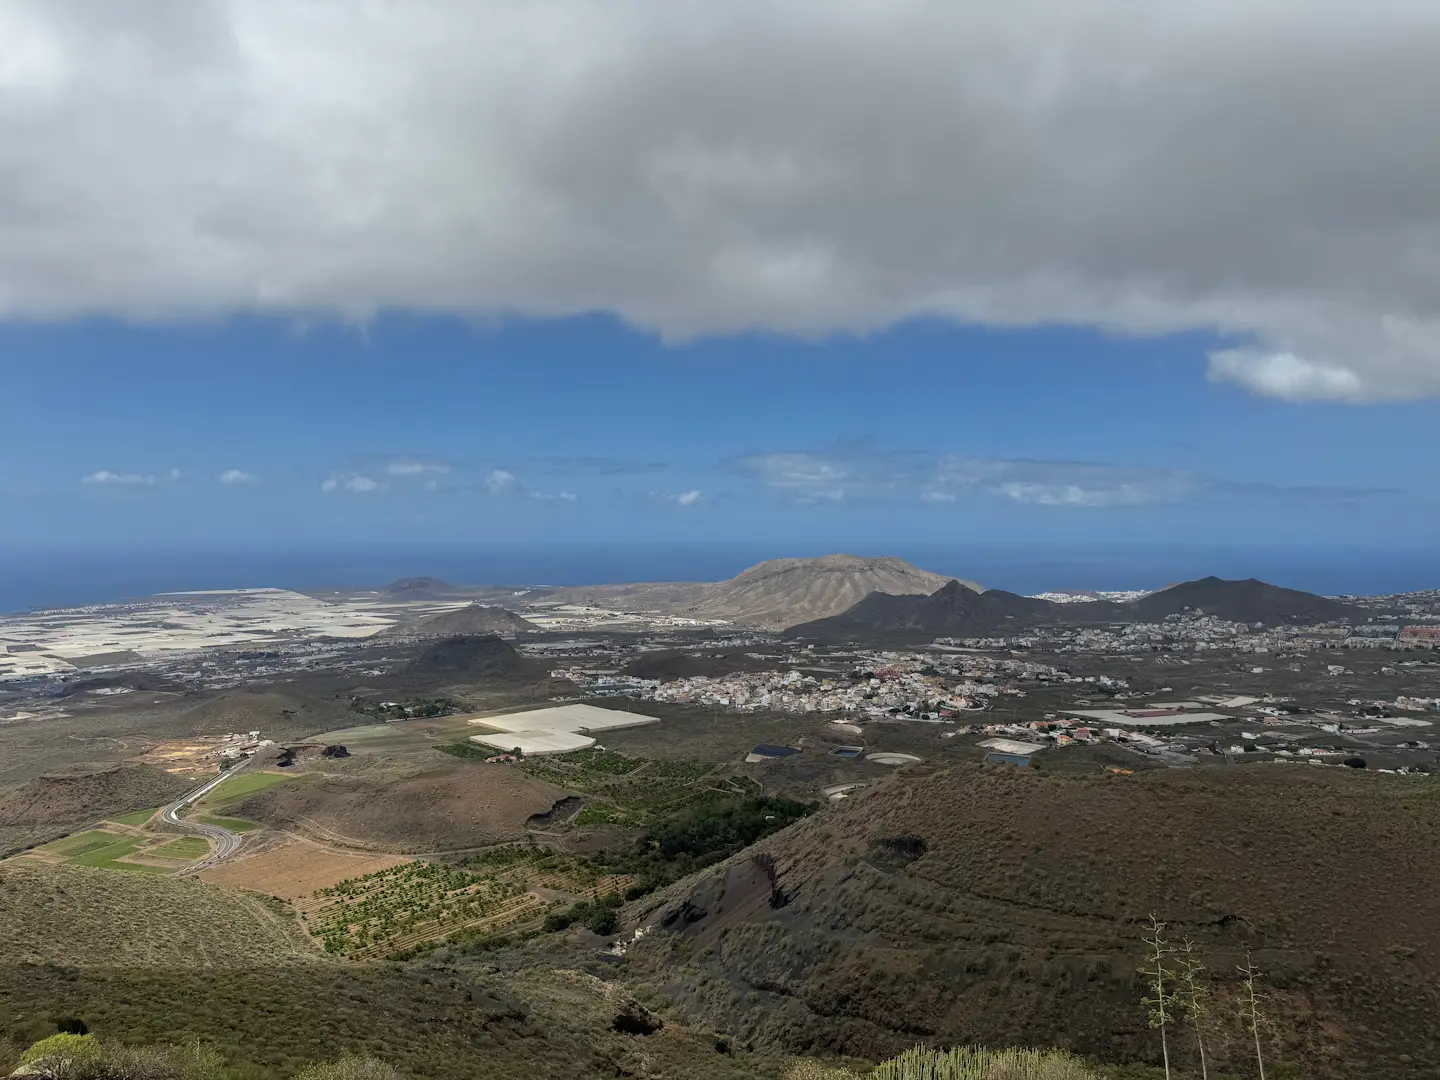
xmin=5 ymin=3 xmax=1440 ymax=399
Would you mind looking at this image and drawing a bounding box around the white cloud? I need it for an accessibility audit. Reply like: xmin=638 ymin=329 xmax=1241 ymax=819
xmin=735 ymin=447 xmax=1382 ymax=509
xmin=165 ymin=468 xmax=183 ymax=482
xmin=219 ymin=468 xmax=260 ymax=484
xmin=385 ymin=460 xmax=451 ymax=477
xmin=530 ymin=490 xmax=578 ymax=501
xmin=4 ymin=3 xmax=1440 ymax=400
xmin=82 ymin=470 xmax=154 ymax=485
xmin=321 ymin=471 xmax=383 ymax=493
xmin=484 ymin=469 xmax=520 ymax=495
xmin=675 ymin=489 xmax=702 ymax=507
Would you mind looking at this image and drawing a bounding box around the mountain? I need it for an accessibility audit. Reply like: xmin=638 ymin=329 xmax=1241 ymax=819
xmin=684 ymin=554 xmax=981 ymax=630
xmin=790 ymin=574 xmax=1357 ymax=638
xmin=404 ymin=603 xmax=538 ymax=636
xmin=404 ymin=634 xmax=533 ymax=682
xmin=384 ymin=576 xmax=452 ymax=595
xmin=788 ymin=579 xmax=1116 ymax=637
xmin=626 ymin=763 xmax=1440 ymax=1079
xmin=1128 ymin=576 xmax=1360 ymax=624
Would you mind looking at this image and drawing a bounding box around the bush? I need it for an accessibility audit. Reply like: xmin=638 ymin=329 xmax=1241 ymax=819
xmin=869 ymin=1046 xmax=1102 ymax=1080
xmin=16 ymin=1035 xmax=225 ymax=1080
xmin=293 ymin=1055 xmax=403 ymax=1080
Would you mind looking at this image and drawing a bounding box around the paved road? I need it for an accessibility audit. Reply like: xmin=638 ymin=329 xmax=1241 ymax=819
xmin=160 ymin=757 xmax=252 ymax=874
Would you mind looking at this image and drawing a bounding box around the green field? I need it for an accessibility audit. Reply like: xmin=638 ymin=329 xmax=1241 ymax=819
xmin=151 ymin=837 xmax=211 ymax=859
xmin=39 ymin=830 xmax=129 ymax=857
xmin=107 ymin=807 xmax=160 ymax=826
xmin=196 ymin=814 xmax=263 ymax=832
xmin=196 ymin=770 xmax=294 ymax=810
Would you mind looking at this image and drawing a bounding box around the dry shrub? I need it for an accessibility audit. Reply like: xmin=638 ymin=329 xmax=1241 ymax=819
xmin=870 ymin=1046 xmax=1101 ymax=1080
xmin=292 ymin=1055 xmax=404 ymax=1080
xmin=787 ymin=1062 xmax=862 ymax=1080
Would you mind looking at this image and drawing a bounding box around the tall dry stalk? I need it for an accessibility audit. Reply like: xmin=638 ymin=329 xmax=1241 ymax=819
xmin=1238 ymin=953 xmax=1268 ymax=1080
xmin=1140 ymin=915 xmax=1177 ymax=1080
xmin=1175 ymin=936 xmax=1211 ymax=1080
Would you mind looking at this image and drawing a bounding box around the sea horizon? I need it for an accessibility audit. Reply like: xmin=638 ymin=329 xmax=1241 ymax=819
xmin=2 ymin=542 xmax=1435 ymax=615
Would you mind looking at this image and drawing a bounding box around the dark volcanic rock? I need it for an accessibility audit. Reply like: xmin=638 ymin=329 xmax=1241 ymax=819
xmin=1127 ymin=576 xmax=1360 ymax=625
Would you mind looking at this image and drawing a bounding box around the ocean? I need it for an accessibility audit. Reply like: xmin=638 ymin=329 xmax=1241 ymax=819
xmin=1 ymin=543 xmax=1435 ymax=614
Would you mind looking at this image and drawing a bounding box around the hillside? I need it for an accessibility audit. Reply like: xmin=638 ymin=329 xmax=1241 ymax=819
xmin=0 ymin=765 xmax=192 ymax=857
xmin=1129 ymin=576 xmax=1361 ymax=624
xmin=627 ymin=764 xmax=1440 ymax=1079
xmin=787 ymin=579 xmax=1088 ymax=637
xmin=686 ymin=555 xmax=979 ymax=630
xmin=177 ymin=688 xmax=352 ymax=743
xmin=404 ymin=603 xmax=538 ymax=637
xmin=790 ymin=574 xmax=1358 ymax=638
xmin=405 ymin=634 xmax=535 ymax=682
xmin=0 ymin=860 xmax=323 ymax=967
xmin=232 ymin=757 xmax=570 ymax=851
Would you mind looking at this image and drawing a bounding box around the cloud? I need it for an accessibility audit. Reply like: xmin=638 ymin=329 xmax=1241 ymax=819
xmin=530 ymin=490 xmax=578 ymax=501
xmin=4 ymin=3 xmax=1440 ymax=400
xmin=81 ymin=470 xmax=154 ymax=485
xmin=926 ymin=457 xmax=1195 ymax=508
xmin=651 ymin=489 xmax=704 ymax=507
xmin=727 ymin=448 xmax=916 ymax=504
xmin=733 ymin=446 xmax=1385 ymax=509
xmin=321 ymin=471 xmax=383 ymax=493
xmin=484 ymin=469 xmax=520 ymax=495
xmin=385 ymin=460 xmax=451 ymax=477
xmin=218 ymin=468 xmax=260 ymax=484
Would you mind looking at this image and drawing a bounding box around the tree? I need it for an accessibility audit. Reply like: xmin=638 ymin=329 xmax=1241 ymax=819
xmin=1238 ymin=952 xmax=1269 ymax=1080
xmin=1175 ymin=937 xmax=1211 ymax=1080
xmin=1141 ymin=915 xmax=1178 ymax=1080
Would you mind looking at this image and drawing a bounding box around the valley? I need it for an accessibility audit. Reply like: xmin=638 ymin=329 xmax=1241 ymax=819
xmin=2 ymin=556 xmax=1439 ymax=1078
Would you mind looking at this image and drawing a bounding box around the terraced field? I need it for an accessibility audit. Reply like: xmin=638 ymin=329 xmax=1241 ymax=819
xmin=293 ymin=844 xmax=639 ymax=958
xmin=296 ymin=861 xmax=539 ymax=958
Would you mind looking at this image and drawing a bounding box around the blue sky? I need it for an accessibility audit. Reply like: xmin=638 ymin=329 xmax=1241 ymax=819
xmin=3 ymin=314 xmax=1437 ymax=557
xmin=3 ymin=2 xmax=1440 ymax=592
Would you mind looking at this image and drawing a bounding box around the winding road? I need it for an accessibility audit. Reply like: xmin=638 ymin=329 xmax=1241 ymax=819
xmin=159 ymin=757 xmax=253 ymax=874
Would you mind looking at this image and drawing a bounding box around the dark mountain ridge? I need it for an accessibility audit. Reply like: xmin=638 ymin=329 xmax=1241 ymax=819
xmin=789 ymin=575 xmax=1361 ymax=638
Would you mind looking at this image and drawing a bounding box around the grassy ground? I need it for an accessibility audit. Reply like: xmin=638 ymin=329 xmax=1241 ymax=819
xmin=0 ymin=861 xmax=323 ymax=967
xmin=196 ymin=771 xmax=294 ymax=812
xmin=195 ymin=814 xmax=263 ymax=832
xmin=107 ymin=807 xmax=160 ymax=826
xmin=150 ymin=837 xmax=211 ymax=860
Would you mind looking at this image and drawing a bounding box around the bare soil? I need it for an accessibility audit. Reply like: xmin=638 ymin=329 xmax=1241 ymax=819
xmin=199 ymin=834 xmax=410 ymax=899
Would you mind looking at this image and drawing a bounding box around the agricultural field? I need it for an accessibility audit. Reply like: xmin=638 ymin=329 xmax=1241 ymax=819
xmin=290 ymin=843 xmax=642 ymax=959
xmin=194 ymin=770 xmax=294 ymax=812
xmin=198 ymin=839 xmax=409 ymax=899
xmin=194 ymin=813 xmax=263 ymax=832
xmin=150 ymin=836 xmax=212 ymax=860
xmin=13 ymin=826 xmax=210 ymax=875
xmin=295 ymin=861 xmax=543 ymax=959
xmin=106 ymin=807 xmax=160 ymax=826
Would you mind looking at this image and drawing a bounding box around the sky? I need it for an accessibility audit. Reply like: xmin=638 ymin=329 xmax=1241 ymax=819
xmin=2 ymin=1 xmax=1439 ymax=580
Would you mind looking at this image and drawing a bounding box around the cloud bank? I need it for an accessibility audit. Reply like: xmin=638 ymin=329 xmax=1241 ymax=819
xmin=5 ymin=2 xmax=1440 ymax=400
